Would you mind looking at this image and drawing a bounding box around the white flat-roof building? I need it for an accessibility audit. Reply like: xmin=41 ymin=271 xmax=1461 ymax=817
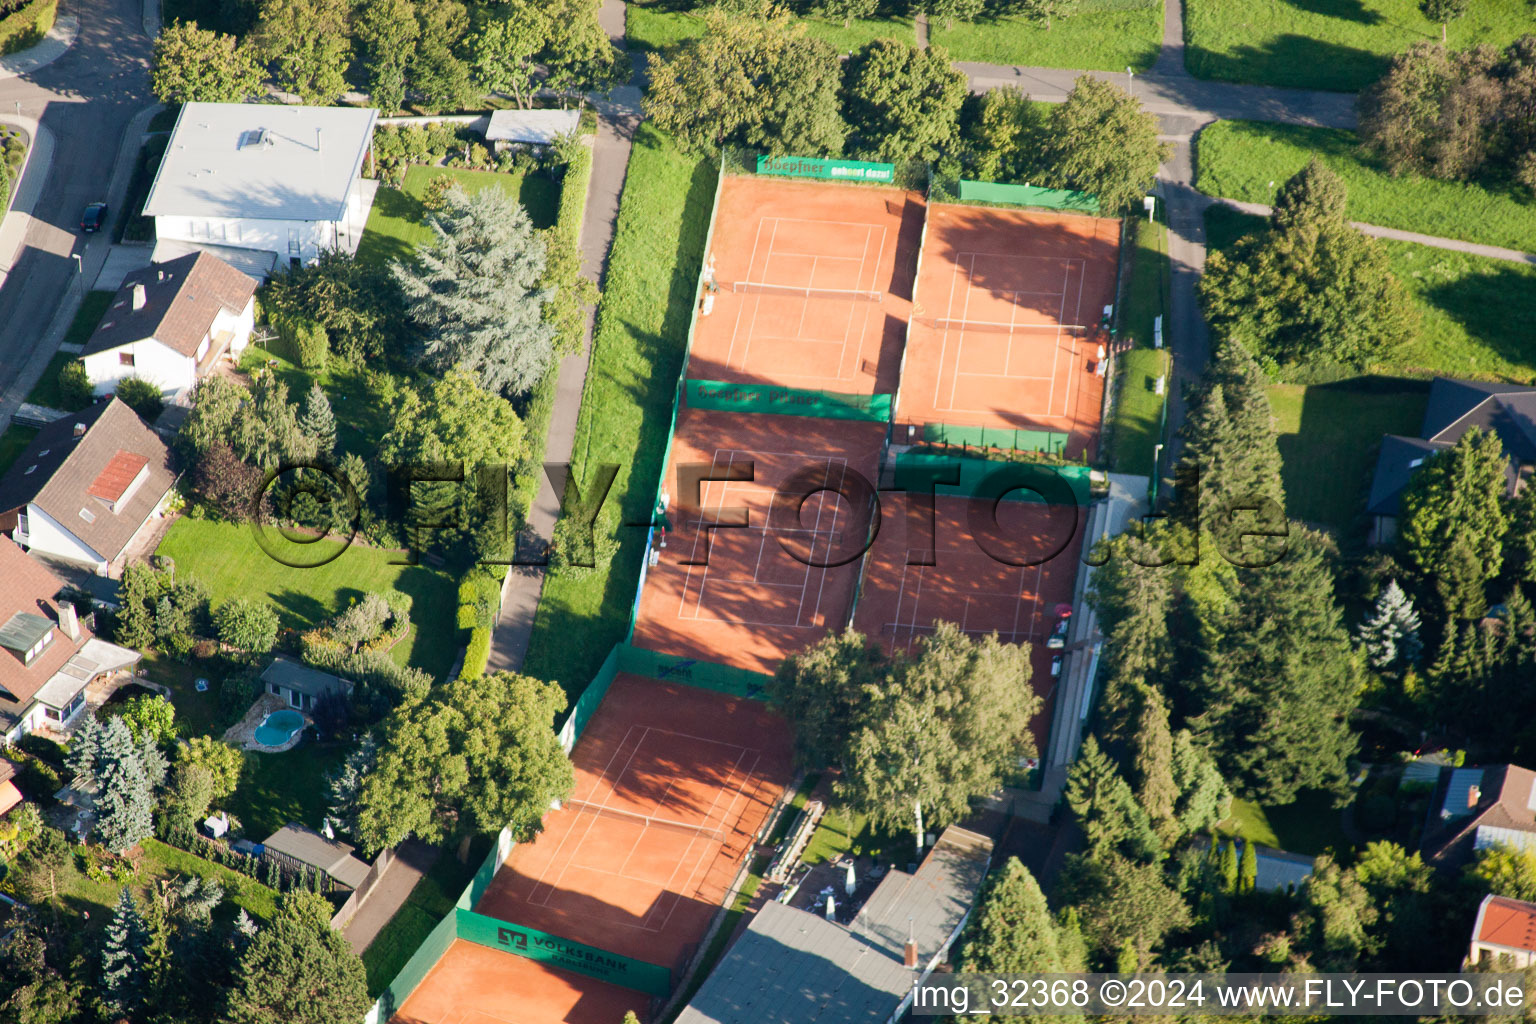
xmin=483 ymin=108 xmax=581 ymax=149
xmin=144 ymin=103 xmax=380 ymax=266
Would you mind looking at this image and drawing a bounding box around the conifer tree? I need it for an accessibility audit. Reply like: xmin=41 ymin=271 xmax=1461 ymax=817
xmin=298 ymin=381 xmax=337 ymax=456
xmin=100 ymin=888 xmax=148 ymax=1019
xmin=1357 ymin=579 xmax=1423 ymax=671
xmin=958 ymin=858 xmax=1064 ymax=977
xmin=1239 ymin=838 xmax=1259 ymax=894
xmin=93 ymin=717 xmax=157 ymax=853
xmin=1170 ymin=730 xmax=1232 ymax=837
xmin=1066 ymin=736 xmax=1160 ymax=861
xmin=1131 ymin=688 xmax=1179 ymax=841
xmin=1399 ymin=426 xmax=1509 ymax=617
xmin=1218 ymin=839 xmax=1239 ymax=894
xmin=66 ymin=713 xmax=104 ymax=788
xmin=1056 ymin=907 xmax=1089 ymax=972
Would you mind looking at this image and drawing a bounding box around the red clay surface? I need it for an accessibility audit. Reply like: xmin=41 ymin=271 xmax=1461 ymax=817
xmin=897 ymin=205 xmax=1118 ymax=460
xmin=851 ymin=493 xmax=1085 ymax=749
xmin=392 ymin=940 xmax=647 ymax=1024
xmin=632 ymin=406 xmax=886 ymax=674
xmin=686 ymin=177 xmax=923 ymax=395
xmin=474 ymin=675 xmax=794 ymax=972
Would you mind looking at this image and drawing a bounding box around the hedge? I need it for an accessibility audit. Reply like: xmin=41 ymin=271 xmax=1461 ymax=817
xmin=268 ymin=310 xmax=329 ymax=370
xmin=461 ymin=625 xmax=492 ymax=679
xmin=0 ymin=0 xmax=53 ymax=56
xmin=555 ymin=144 xmax=591 ymax=241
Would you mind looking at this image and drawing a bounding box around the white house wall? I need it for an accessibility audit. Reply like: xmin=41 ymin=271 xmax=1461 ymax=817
xmin=82 ymin=338 xmax=195 ymax=397
xmin=216 ymin=298 xmax=258 ymax=357
xmin=153 ymin=214 xmax=330 ymax=262
xmin=17 ymin=502 xmax=105 ymax=572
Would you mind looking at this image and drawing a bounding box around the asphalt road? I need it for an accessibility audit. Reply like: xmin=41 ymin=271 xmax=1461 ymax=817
xmin=0 ymin=0 xmax=152 ymax=403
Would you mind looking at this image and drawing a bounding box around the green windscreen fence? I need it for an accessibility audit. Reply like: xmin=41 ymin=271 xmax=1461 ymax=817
xmin=894 ymin=452 xmax=1093 ymax=506
xmin=617 ymin=644 xmax=774 ymax=700
xmin=923 ymin=422 xmax=1070 ymax=455
xmin=757 ymin=154 xmax=895 ymax=183
xmin=687 ymin=379 xmax=891 ymax=422
xmin=366 ymin=904 xmax=458 ymax=1024
xmin=958 ymin=179 xmax=1100 ymax=215
xmin=460 ymin=828 xmax=514 ymax=912
xmin=455 ymin=909 xmax=673 ymax=995
xmin=560 ymin=642 xmax=621 ymax=752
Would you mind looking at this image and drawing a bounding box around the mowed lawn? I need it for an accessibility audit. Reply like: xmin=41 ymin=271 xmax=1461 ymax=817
xmin=1196 ymin=121 xmax=1536 ymax=254
xmin=24 ymin=291 xmax=114 ymax=411
xmin=355 ymin=165 xmax=560 ymax=268
xmin=1182 ymin=0 xmax=1535 ymax=91
xmin=1110 ymin=216 xmax=1172 ymax=475
xmin=154 ymin=518 xmax=459 ymax=679
xmin=929 ymin=3 xmax=1162 ymax=70
xmin=520 ymin=124 xmax=715 ymax=701
xmin=1205 ymin=205 xmax=1536 ymax=383
xmin=1222 ymin=792 xmax=1349 ymax=856
xmin=1267 ymin=377 xmax=1428 ymax=531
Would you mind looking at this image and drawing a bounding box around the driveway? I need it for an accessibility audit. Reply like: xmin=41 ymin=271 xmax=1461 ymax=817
xmin=0 ymin=0 xmax=153 ymax=423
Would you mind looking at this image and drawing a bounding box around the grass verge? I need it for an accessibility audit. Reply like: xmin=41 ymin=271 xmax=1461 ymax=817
xmin=1108 ymin=216 xmax=1171 ymax=475
xmin=154 ymin=517 xmax=459 ymax=679
xmin=929 ymin=4 xmax=1161 ymax=70
xmin=0 ymin=424 xmax=39 ymax=476
xmin=1196 ymin=120 xmax=1536 ymax=254
xmin=361 ymin=837 xmax=488 ymax=996
xmin=520 ymin=125 xmax=715 ymax=700
xmin=1182 ymin=0 xmax=1535 ymax=91
xmin=355 ymin=165 xmax=560 ymax=268
xmin=1205 ymin=205 xmax=1536 ymax=383
xmin=625 ymin=1 xmax=915 ymax=52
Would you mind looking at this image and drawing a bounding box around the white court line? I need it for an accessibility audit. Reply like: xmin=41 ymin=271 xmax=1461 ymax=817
xmin=1064 ymin=256 xmax=1088 ymax=420
xmin=646 ymin=747 xmax=761 ymax=935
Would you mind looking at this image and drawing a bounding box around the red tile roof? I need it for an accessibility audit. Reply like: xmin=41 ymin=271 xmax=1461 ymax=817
xmin=87 ymin=451 xmax=150 ymax=503
xmin=81 ymin=251 xmax=257 ymax=359
xmin=0 ymin=538 xmax=88 ymax=706
xmin=1478 ymin=895 xmax=1536 ymax=953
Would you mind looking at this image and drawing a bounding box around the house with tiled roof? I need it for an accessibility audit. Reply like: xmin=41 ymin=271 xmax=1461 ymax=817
xmin=80 ymin=251 xmax=258 ymax=399
xmin=0 ymin=398 xmax=178 ymax=575
xmin=1367 ymin=378 xmax=1536 ymax=544
xmin=1420 ymin=763 xmax=1536 ymax=869
xmin=0 ymin=538 xmax=140 ymax=741
xmin=1468 ymin=894 xmax=1536 ymax=968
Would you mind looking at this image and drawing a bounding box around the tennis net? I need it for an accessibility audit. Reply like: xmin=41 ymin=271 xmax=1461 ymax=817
xmin=917 ymin=316 xmax=1092 ymax=335
xmin=563 ymin=800 xmax=731 ymax=844
xmin=732 ymin=280 xmax=883 ymax=303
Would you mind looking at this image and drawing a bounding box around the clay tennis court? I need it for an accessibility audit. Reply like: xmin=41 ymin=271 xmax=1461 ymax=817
xmin=631 ymin=406 xmax=885 ymax=674
xmin=685 ymin=177 xmax=923 ymax=395
xmin=898 ymin=205 xmax=1119 ymax=460
xmin=474 ymin=674 xmax=794 ymax=971
xmin=852 ymin=492 xmax=1084 ymax=749
xmin=392 ymin=940 xmax=647 ymax=1024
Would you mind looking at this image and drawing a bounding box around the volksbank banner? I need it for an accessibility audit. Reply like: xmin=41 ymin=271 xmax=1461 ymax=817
xmin=455 ymin=909 xmax=672 ymax=995
xmin=757 ymin=154 xmax=896 ymax=182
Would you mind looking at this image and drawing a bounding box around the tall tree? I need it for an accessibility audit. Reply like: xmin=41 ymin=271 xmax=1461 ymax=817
xmin=1065 ymin=735 xmax=1160 ymax=861
xmin=214 ymin=597 xmax=281 ymax=653
xmin=957 ymin=858 xmax=1066 ymax=981
xmin=1056 ymin=852 xmax=1191 ymax=961
xmin=88 ymin=717 xmax=158 ymax=853
xmin=182 ymin=736 xmax=245 ymax=800
xmin=254 ymin=0 xmax=351 ymax=104
xmin=768 ymin=630 xmax=888 ymax=769
xmin=963 ymin=86 xmax=1047 ymax=183
xmin=1399 ymin=427 xmax=1509 ymax=619
xmin=99 ymin=888 xmax=149 ymax=1020
xmin=1200 ymin=161 xmax=1418 ymax=370
xmin=842 ymin=39 xmax=967 ymax=162
xmin=1169 ymin=729 xmax=1231 ymax=837
xmin=471 ymin=0 xmax=547 ymax=107
xmin=1356 ymin=579 xmax=1423 ymax=671
xmin=150 ymin=21 xmax=265 ymax=104
xmin=411 ymin=0 xmax=477 ymax=113
xmin=223 ymin=893 xmax=370 ymax=1024
xmin=298 ymin=381 xmax=337 ymax=456
xmin=812 ymin=0 xmax=876 ymax=29
xmin=539 ymin=0 xmax=628 ymax=101
xmin=393 ymin=184 xmax=554 ymax=395
xmin=1085 ymin=530 xmax=1177 ymax=744
xmin=354 ymin=672 xmax=574 ymax=853
xmin=836 ymin=624 xmax=1038 ymax=853
xmin=1238 ymin=838 xmax=1258 ymax=894
xmin=1041 ymin=75 xmax=1169 ymax=213
xmin=1130 ymin=688 xmax=1179 ymax=842
xmin=355 ymin=0 xmax=419 ymax=114
xmin=643 ymin=9 xmax=845 ymax=156
xmin=1293 ymin=856 xmax=1377 ymax=970
xmin=1191 ymin=528 xmax=1361 ymax=804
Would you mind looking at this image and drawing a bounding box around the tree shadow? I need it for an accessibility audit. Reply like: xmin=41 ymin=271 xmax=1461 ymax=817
xmin=1422 ymin=265 xmax=1536 ymax=382
xmin=1185 ymin=34 xmax=1388 ymax=92
xmin=1282 ymin=0 xmax=1382 ymax=25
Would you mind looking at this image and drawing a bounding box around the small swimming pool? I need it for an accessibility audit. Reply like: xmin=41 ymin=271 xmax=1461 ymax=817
xmin=254 ymin=709 xmax=306 ymax=747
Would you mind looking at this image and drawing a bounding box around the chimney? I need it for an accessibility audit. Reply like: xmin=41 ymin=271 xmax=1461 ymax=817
xmin=903 ymin=917 xmax=919 ymax=969
xmin=156 ymin=268 xmax=164 ymax=283
xmin=131 ymin=283 xmax=147 ymax=311
xmin=1469 ymin=784 xmax=1482 ymax=809
xmin=73 ymin=422 xmax=86 ymax=438
xmin=58 ymin=602 xmax=79 ymax=642
xmin=316 ymin=127 xmax=322 ymax=153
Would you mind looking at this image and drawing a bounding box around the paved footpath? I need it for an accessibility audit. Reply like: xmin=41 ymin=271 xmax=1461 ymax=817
xmin=487 ymin=0 xmax=642 ymax=672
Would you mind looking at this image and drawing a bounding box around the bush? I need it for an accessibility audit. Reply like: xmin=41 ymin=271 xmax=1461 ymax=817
xmin=115 ymin=376 xmax=165 ymax=421
xmin=56 ymin=359 xmax=92 ymax=410
xmin=456 ymin=571 xmax=500 ymax=631
xmin=268 ymin=310 xmax=329 ymax=371
xmin=461 ymin=625 xmax=492 ymax=679
xmin=0 ymin=0 xmax=55 ymax=56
